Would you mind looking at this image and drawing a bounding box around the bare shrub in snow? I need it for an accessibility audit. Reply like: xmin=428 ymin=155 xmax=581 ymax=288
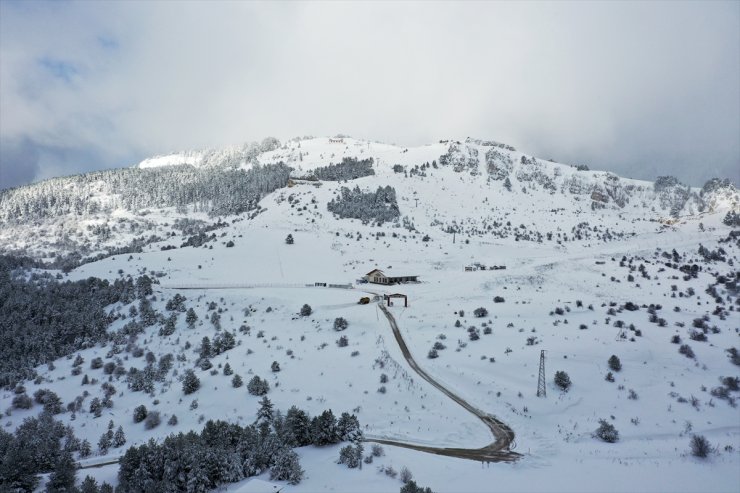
xmin=690 ymin=434 xmax=712 ymax=458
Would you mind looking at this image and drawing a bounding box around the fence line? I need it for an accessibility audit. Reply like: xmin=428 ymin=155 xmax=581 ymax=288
xmin=161 ymin=282 xmax=354 ymax=290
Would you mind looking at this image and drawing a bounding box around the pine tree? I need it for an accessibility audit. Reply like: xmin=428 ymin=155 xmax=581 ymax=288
xmin=138 ymin=297 xmax=157 ymax=326
xmin=608 ymin=355 xmax=622 ymax=372
xmin=270 ymin=447 xmax=304 ymax=484
xmin=312 ymin=409 xmax=339 ymax=445
xmin=271 ymin=361 xmax=281 ymax=372
xmin=200 ymin=337 xmax=212 ymax=359
xmin=183 ymin=369 xmax=201 ymax=395
xmin=232 ymin=374 xmax=243 ymax=388
xmin=159 ymin=314 xmax=176 ymax=336
xmin=41 ymin=391 xmax=63 ymax=415
xmin=223 ymin=362 xmax=233 ymax=375
xmin=112 ymin=426 xmax=126 ymax=447
xmin=400 ymin=480 xmax=434 ymax=493
xmin=247 ymin=375 xmax=269 ymax=396
xmin=98 ymin=432 xmax=111 ymax=455
xmin=256 ymin=396 xmax=274 ymax=425
xmin=286 ymin=406 xmax=313 ymax=447
xmin=186 ymin=308 xmax=198 ymax=328
xmin=133 ymin=405 xmax=147 ymax=423
xmin=285 ymin=234 xmax=294 ymax=245
xmin=554 ymin=371 xmax=571 ymax=391
xmin=333 ymin=317 xmax=349 ymax=331
xmin=89 ymin=397 xmax=102 ymax=418
xmin=337 ymin=412 xmax=363 ymax=442
xmin=80 ymin=475 xmax=100 ymax=493
xmin=337 ymin=443 xmax=363 ymax=468
xmin=300 ymin=304 xmax=312 ymax=316
xmin=595 ymin=419 xmax=619 ymax=443
xmin=77 ymin=439 xmax=91 ymax=458
xmin=46 ymin=451 xmax=77 ymax=492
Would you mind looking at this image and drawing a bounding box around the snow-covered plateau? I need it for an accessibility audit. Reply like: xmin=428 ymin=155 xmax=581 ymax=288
xmin=0 ymin=136 xmax=738 ymax=492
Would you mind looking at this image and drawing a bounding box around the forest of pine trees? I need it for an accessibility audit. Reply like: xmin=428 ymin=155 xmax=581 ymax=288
xmin=0 ymin=255 xmax=145 ymax=388
xmin=0 ymin=162 xmax=291 ymax=223
xmin=118 ymin=405 xmax=360 ymax=490
xmin=327 ymin=185 xmax=400 ymax=224
xmin=311 ymin=157 xmax=375 ymax=181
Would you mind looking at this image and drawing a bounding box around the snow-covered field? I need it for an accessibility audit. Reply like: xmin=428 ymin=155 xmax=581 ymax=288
xmin=2 ymin=137 xmax=738 ymax=492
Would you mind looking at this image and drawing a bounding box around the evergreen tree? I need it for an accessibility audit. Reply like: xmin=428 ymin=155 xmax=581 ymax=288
xmin=337 ymin=443 xmax=363 ymax=468
xmin=80 ymin=475 xmax=100 ymax=493
xmin=159 ymin=313 xmax=177 ymax=337
xmin=271 ymin=361 xmax=281 ymax=372
xmin=133 ymin=405 xmax=148 ymax=423
xmin=554 ymin=371 xmax=571 ymax=391
xmin=300 ymin=304 xmax=312 ymax=316
xmin=285 ymin=406 xmax=313 ymax=447
xmin=337 ymin=412 xmax=363 ymax=442
xmin=98 ymin=432 xmax=111 ymax=455
xmin=595 ymin=419 xmax=619 ymax=443
xmin=269 ymin=447 xmax=304 ymax=484
xmin=138 ymin=297 xmax=157 ymax=326
xmin=79 ymin=439 xmax=92 ymax=458
xmin=186 ymin=307 xmax=198 ymax=328
xmin=285 ymin=234 xmax=294 ymax=245
xmin=247 ymin=375 xmax=269 ymax=396
xmin=333 ymin=317 xmax=349 ymax=331
xmin=112 ymin=426 xmax=126 ymax=447
xmin=45 ymin=450 xmax=77 ymax=492
xmin=312 ymin=409 xmax=339 ymax=445
xmin=608 ymin=355 xmax=622 ymax=372
xmin=256 ymin=396 xmax=274 ymax=425
xmin=89 ymin=397 xmax=102 ymax=418
xmin=400 ymin=480 xmax=434 ymax=493
xmin=183 ymin=369 xmax=201 ymax=395
xmin=232 ymin=374 xmax=243 ymax=388
xmin=223 ymin=362 xmax=233 ymax=375
xmin=41 ymin=390 xmax=63 ymax=415
xmin=200 ymin=337 xmax=212 ymax=359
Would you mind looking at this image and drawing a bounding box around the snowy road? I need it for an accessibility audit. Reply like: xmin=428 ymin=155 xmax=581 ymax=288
xmin=366 ymin=303 xmax=522 ymax=463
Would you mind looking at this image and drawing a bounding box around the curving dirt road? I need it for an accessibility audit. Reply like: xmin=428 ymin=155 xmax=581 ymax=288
xmin=367 ymin=303 xmax=522 ymax=463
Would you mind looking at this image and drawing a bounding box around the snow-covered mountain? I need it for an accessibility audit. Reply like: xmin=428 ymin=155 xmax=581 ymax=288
xmin=0 ymin=136 xmax=736 ymax=265
xmin=0 ymin=136 xmax=738 ymax=492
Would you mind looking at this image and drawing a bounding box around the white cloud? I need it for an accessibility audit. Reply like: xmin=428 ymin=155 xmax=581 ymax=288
xmin=1 ymin=1 xmax=738 ymax=188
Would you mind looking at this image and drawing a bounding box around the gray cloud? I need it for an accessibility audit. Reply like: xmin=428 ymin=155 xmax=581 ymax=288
xmin=1 ymin=1 xmax=738 ymax=189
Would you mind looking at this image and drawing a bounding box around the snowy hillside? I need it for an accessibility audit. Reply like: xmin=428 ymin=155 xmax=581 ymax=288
xmin=1 ymin=136 xmax=737 ymax=268
xmin=0 ymin=136 xmax=738 ymax=492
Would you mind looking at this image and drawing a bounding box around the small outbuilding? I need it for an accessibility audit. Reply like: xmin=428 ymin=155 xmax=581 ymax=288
xmin=364 ymin=269 xmax=418 ymax=285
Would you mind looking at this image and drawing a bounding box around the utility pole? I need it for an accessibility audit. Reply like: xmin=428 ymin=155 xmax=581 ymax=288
xmin=537 ymin=350 xmax=546 ymax=397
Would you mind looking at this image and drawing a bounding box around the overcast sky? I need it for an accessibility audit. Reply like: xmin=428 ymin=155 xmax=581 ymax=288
xmin=1 ymin=1 xmax=738 ymax=190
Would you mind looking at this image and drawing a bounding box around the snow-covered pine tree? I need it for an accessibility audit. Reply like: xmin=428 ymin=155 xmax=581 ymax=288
xmin=270 ymin=447 xmax=304 ymax=484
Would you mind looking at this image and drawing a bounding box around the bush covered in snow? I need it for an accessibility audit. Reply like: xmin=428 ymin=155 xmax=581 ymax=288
xmin=595 ymin=419 xmax=619 ymax=443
